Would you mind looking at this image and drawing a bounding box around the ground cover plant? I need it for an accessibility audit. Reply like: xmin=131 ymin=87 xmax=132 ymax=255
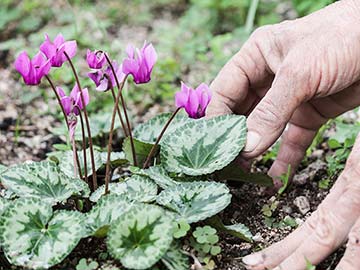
xmin=0 ymin=1 xmax=350 ymax=270
xmin=0 ymin=33 xmax=275 ymax=270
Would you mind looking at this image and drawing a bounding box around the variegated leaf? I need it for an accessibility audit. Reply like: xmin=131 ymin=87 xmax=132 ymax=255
xmin=161 ymin=114 xmax=247 ymax=175
xmin=133 ymin=113 xmax=190 ymax=144
xmin=0 ymin=198 xmax=86 ymax=269
xmin=161 ymin=242 xmax=189 ymax=270
xmin=56 ymin=149 xmax=127 ymax=178
xmin=0 ymin=163 xmax=7 ymax=175
xmin=156 ymin=181 xmax=231 ymax=223
xmin=107 ymin=204 xmax=174 ymax=269
xmin=0 ymin=161 xmax=90 ymax=204
xmin=131 ymin=165 xmax=178 ymax=189
xmin=90 ymin=175 xmax=157 ymax=203
xmin=86 ymin=194 xmax=135 ymax=237
xmin=0 ymin=197 xmax=10 ymax=216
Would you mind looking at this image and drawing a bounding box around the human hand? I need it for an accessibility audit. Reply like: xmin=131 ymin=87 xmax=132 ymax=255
xmin=206 ymin=0 xmax=360 ymax=181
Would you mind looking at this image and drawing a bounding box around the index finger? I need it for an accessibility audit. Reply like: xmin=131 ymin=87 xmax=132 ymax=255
xmin=206 ymin=26 xmax=279 ymax=117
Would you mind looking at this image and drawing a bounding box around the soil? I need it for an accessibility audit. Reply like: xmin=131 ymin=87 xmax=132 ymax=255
xmin=0 ymin=2 xmax=346 ymax=270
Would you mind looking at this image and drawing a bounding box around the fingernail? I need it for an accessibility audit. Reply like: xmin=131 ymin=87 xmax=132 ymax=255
xmin=242 ymin=253 xmax=264 ymax=266
xmin=243 ymin=131 xmax=261 ymax=152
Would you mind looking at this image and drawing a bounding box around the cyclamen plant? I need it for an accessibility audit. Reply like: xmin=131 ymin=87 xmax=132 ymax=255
xmin=0 ymin=33 xmax=273 ymax=270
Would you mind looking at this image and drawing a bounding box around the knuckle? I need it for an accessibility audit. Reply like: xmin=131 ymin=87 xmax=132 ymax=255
xmin=311 ymin=208 xmax=338 ymax=249
xmin=250 ymin=25 xmax=274 ymax=42
xmin=252 ymin=98 xmax=284 ymax=131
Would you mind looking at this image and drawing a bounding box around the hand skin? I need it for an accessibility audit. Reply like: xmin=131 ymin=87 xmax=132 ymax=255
xmin=206 ymin=0 xmax=360 ymax=269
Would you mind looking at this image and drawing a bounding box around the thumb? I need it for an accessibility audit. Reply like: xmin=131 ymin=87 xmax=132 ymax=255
xmin=242 ymin=65 xmax=309 ymax=158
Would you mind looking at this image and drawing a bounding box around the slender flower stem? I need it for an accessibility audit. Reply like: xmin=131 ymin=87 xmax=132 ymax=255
xmin=104 ymin=77 xmax=127 ymax=194
xmin=76 ymin=106 xmax=89 ymax=184
xmin=103 ymin=53 xmax=137 ymax=166
xmin=45 ymin=74 xmax=82 ymax=179
xmin=64 ymin=52 xmax=98 ymax=190
xmin=143 ymin=108 xmax=181 ymax=169
xmin=71 ymin=139 xmax=78 ymax=178
xmin=110 ymin=87 xmax=129 ymax=137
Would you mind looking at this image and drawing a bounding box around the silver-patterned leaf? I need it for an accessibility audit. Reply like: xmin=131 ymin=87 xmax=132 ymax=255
xmin=160 ymin=114 xmax=247 ymax=175
xmin=90 ymin=175 xmax=158 ymax=203
xmin=133 ymin=113 xmax=190 ymax=144
xmin=132 ymin=165 xmax=178 ymax=189
xmin=156 ymin=181 xmax=231 ymax=223
xmin=107 ymin=204 xmax=174 ymax=269
xmin=86 ymin=194 xmax=135 ymax=237
xmin=0 ymin=163 xmax=7 ymax=175
xmin=0 ymin=161 xmax=90 ymax=205
xmin=161 ymin=242 xmax=189 ymax=270
xmin=57 ymin=149 xmax=127 ymax=178
xmin=0 ymin=197 xmax=10 ymax=216
xmin=0 ymin=198 xmax=86 ymax=269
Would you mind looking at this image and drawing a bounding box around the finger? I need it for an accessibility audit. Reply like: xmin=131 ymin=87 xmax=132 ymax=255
xmin=335 ymin=216 xmax=360 ymax=270
xmin=206 ymin=26 xmax=279 ymax=117
xmin=267 ymin=124 xmax=317 ymax=182
xmin=242 ymin=134 xmax=360 ymax=270
xmin=269 ymin=135 xmax=360 ymax=270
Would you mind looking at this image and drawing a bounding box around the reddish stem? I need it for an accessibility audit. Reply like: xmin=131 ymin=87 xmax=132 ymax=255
xmin=64 ymin=52 xmax=98 ymax=190
xmin=143 ymin=108 xmax=181 ymax=169
xmin=110 ymin=87 xmax=129 ymax=137
xmin=104 ymin=77 xmax=127 ymax=194
xmin=45 ymin=75 xmax=83 ymax=179
xmin=102 ymin=53 xmax=137 ymax=166
xmin=75 ymin=106 xmax=89 ymax=184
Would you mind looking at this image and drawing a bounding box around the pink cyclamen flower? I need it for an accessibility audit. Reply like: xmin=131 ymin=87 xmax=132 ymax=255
xmin=40 ymin=33 xmax=77 ymax=67
xmin=175 ymin=82 xmax=212 ymax=119
xmin=122 ymin=42 xmax=157 ymax=84
xmin=86 ymin=49 xmax=106 ymax=69
xmin=57 ymin=85 xmax=90 ymax=116
xmin=14 ymin=51 xmax=51 ymax=85
xmin=88 ymin=61 xmax=125 ymax=92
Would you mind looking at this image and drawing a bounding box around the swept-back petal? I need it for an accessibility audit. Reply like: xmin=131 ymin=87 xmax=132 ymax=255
xmin=14 ymin=51 xmax=30 ymax=77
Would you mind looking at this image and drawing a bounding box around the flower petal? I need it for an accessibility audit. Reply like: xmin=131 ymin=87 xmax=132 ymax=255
xmin=14 ymin=51 xmax=30 ymax=77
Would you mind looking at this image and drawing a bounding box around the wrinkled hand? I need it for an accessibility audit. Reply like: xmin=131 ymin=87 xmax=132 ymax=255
xmin=206 ymin=0 xmax=360 ymax=269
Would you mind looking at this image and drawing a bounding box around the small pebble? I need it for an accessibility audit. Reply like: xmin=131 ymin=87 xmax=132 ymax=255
xmin=293 ymin=196 xmax=311 ymax=215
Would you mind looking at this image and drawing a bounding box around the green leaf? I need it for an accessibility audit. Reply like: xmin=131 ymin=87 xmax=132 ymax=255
xmin=90 ymin=175 xmax=158 ymax=203
xmin=133 ymin=113 xmax=190 ymax=144
xmin=216 ymin=162 xmax=273 ymax=187
xmin=173 ymin=219 xmax=191 ymax=239
xmin=56 ymin=149 xmax=127 ymax=178
xmin=0 ymin=163 xmax=7 ymax=175
xmin=0 ymin=198 xmax=86 ymax=269
xmin=161 ymin=242 xmax=189 ymax=270
xmin=0 ymin=197 xmax=10 ymax=216
xmin=86 ymin=194 xmax=135 ymax=237
xmin=123 ymin=137 xmax=158 ymax=167
xmin=107 ymin=204 xmax=174 ymax=269
xmin=278 ymin=165 xmax=291 ymax=195
xmin=0 ymin=161 xmax=90 ymax=205
xmin=156 ymin=181 xmax=231 ymax=223
xmin=132 ymin=165 xmax=178 ymax=189
xmin=207 ymin=216 xmax=253 ymax=242
xmin=161 ymin=114 xmax=247 ymax=175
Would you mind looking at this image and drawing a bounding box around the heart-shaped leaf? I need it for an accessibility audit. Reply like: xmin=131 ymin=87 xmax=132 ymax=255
xmin=123 ymin=137 xmax=158 ymax=167
xmin=107 ymin=204 xmax=174 ymax=269
xmin=132 ymin=165 xmax=178 ymax=189
xmin=90 ymin=175 xmax=158 ymax=203
xmin=156 ymin=181 xmax=231 ymax=223
xmin=133 ymin=113 xmax=190 ymax=144
xmin=160 ymin=114 xmax=247 ymax=175
xmin=0 ymin=198 xmax=86 ymax=269
xmin=86 ymin=194 xmax=135 ymax=237
xmin=161 ymin=242 xmax=189 ymax=270
xmin=55 ymin=149 xmax=127 ymax=178
xmin=0 ymin=161 xmax=90 ymax=204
